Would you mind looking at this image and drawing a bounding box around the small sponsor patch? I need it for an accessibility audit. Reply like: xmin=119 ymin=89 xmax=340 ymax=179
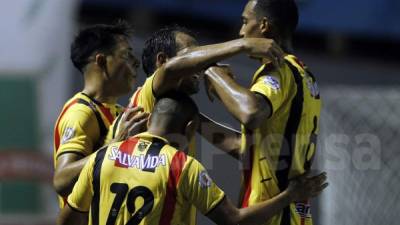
xmin=61 ymin=127 xmax=75 ymax=144
xmin=199 ymin=171 xmax=212 ymax=188
xmin=295 ymin=202 xmax=312 ymax=218
xmin=137 ymin=141 xmax=150 ymax=152
xmin=263 ymin=76 xmax=280 ymax=90
xmin=306 ymin=78 xmax=320 ymax=98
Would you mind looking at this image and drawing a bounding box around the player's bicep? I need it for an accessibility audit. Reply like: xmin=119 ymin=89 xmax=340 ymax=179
xmin=67 ymin=154 xmax=95 ymax=212
xmin=179 ymin=160 xmax=225 ymax=215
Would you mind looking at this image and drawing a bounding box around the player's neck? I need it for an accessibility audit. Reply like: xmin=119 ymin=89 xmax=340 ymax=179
xmin=82 ymin=72 xmax=118 ymax=104
xmin=82 ymin=85 xmax=118 ymax=104
xmin=147 ymin=127 xmax=188 ymax=149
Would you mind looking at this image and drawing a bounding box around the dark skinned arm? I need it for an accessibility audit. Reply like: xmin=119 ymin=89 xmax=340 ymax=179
xmin=197 ymin=113 xmax=242 ymax=160
xmin=53 ymin=154 xmax=89 ymax=197
xmin=207 ymin=172 xmax=328 ymax=225
xmin=57 ymin=205 xmax=87 ymax=225
xmin=153 ymin=38 xmax=284 ymax=96
xmin=205 ymin=66 xmax=272 ymax=130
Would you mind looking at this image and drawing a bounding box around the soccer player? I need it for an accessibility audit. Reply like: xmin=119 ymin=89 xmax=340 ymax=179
xmin=57 ymin=93 xmax=328 ymax=225
xmin=53 ymin=21 xmax=146 ymax=208
xmin=105 ymin=26 xmax=285 ymax=153
xmin=204 ymin=0 xmax=322 ymax=225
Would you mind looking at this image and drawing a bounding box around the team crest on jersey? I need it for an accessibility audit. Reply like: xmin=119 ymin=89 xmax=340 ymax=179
xmin=263 ymin=76 xmax=280 ymax=90
xmin=295 ymin=202 xmax=312 ymax=218
xmin=199 ymin=171 xmax=212 ymax=188
xmin=137 ymin=141 xmax=150 ymax=152
xmin=109 ymin=147 xmax=166 ymax=170
xmin=61 ymin=127 xmax=75 ymax=144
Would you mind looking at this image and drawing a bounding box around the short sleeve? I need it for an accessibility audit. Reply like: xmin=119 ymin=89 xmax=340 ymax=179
xmin=178 ymin=158 xmax=225 ymax=215
xmin=135 ymin=73 xmax=156 ymax=113
xmin=66 ymin=153 xmax=95 ymax=212
xmin=250 ymin=73 xmax=287 ymax=116
xmin=56 ymin=107 xmax=99 ymax=158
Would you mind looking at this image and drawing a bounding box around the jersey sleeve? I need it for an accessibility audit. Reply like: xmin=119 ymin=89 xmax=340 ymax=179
xmin=66 ymin=153 xmax=95 ymax=212
xmin=135 ymin=73 xmax=156 ymax=113
xmin=250 ymin=71 xmax=289 ymax=117
xmin=56 ymin=106 xmax=99 ymax=159
xmin=178 ymin=158 xmax=225 ymax=215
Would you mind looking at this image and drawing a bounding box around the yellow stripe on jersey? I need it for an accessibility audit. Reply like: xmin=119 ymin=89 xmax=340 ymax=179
xmin=53 ymin=92 xmax=122 ymax=208
xmin=67 ymin=132 xmax=225 ymax=225
xmin=240 ymin=55 xmax=321 ymax=225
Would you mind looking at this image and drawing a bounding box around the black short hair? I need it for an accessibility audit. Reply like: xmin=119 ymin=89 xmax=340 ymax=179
xmin=252 ymin=0 xmax=299 ymax=40
xmin=70 ymin=21 xmax=132 ymax=72
xmin=152 ymin=92 xmax=199 ymax=126
xmin=142 ymin=25 xmax=193 ymax=76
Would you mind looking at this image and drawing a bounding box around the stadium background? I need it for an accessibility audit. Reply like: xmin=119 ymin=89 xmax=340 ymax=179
xmin=0 ymin=0 xmax=399 ymax=224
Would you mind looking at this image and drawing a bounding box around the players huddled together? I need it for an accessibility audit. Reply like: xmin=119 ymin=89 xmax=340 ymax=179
xmin=53 ymin=0 xmax=328 ymax=225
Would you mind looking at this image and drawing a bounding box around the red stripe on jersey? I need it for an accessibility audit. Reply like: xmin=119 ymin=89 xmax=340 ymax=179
xmin=98 ymin=106 xmax=114 ymax=124
xmin=54 ymin=99 xmax=79 ymax=152
xmin=159 ymin=151 xmax=187 ymax=225
xmin=131 ymin=88 xmax=142 ymax=107
xmin=114 ymin=137 xmax=139 ymax=168
xmin=241 ymin=146 xmax=254 ymax=208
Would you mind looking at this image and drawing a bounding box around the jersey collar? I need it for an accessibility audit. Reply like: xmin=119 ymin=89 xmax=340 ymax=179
xmin=133 ymin=132 xmax=169 ymax=144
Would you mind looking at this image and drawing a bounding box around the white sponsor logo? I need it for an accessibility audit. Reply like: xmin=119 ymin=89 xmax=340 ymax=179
xmin=108 ymin=147 xmax=167 ymax=170
xmin=61 ymin=127 xmax=75 ymax=144
xmin=199 ymin=171 xmax=212 ymax=188
xmin=263 ymin=76 xmax=280 ymax=90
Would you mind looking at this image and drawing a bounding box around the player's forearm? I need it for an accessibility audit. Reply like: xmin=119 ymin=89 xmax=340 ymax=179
xmin=198 ymin=113 xmax=241 ymax=159
xmin=206 ymin=71 xmax=261 ymax=128
xmin=53 ymin=156 xmax=90 ymax=197
xmin=236 ymin=190 xmax=293 ymax=225
xmin=57 ymin=206 xmax=87 ymax=225
xmin=163 ymin=39 xmax=248 ymax=77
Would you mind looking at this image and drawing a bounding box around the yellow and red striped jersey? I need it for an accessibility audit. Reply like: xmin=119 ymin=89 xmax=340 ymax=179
xmin=240 ymin=55 xmax=321 ymax=225
xmin=53 ymin=92 xmax=123 ymax=208
xmin=67 ymin=132 xmax=225 ymax=225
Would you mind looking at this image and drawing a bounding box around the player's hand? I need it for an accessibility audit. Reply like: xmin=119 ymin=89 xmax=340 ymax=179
xmin=286 ymin=172 xmax=328 ymax=202
xmin=244 ymin=38 xmax=285 ymax=68
xmin=204 ymin=64 xmax=235 ymax=102
xmin=113 ymin=106 xmax=149 ymax=142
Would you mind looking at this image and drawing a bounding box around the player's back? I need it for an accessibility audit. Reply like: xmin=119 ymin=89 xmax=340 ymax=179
xmin=86 ymin=132 xmax=213 ymax=225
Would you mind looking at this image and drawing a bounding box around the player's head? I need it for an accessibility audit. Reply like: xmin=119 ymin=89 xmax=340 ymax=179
xmin=70 ymin=21 xmax=140 ymax=96
xmin=240 ymin=0 xmax=298 ymax=51
xmin=142 ymin=26 xmax=200 ymax=95
xmin=148 ymin=92 xmax=199 ymax=149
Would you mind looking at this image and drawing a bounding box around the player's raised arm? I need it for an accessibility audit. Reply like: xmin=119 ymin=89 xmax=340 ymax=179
xmin=205 ymin=65 xmax=272 ymax=130
xmin=153 ymin=37 xmax=283 ymax=96
xmin=207 ymin=173 xmax=328 ymax=225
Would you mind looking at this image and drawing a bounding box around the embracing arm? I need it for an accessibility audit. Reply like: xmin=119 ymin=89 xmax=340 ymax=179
xmin=153 ymin=38 xmax=283 ymax=96
xmin=205 ymin=66 xmax=271 ymax=130
xmin=207 ymin=172 xmax=328 ymax=225
xmin=53 ymin=153 xmax=89 ymax=197
xmin=197 ymin=113 xmax=242 ymax=160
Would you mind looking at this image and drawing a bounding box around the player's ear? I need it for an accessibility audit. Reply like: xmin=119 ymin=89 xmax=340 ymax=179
xmin=156 ymin=52 xmax=168 ymax=68
xmin=260 ymin=17 xmax=269 ymax=35
xmin=95 ymin=53 xmax=109 ymax=79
